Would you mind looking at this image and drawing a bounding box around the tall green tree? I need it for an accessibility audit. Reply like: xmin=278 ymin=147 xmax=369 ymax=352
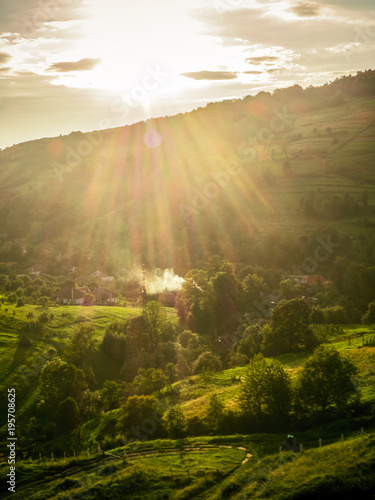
xmin=294 ymin=346 xmax=358 ymax=419
xmin=39 ymin=357 xmax=87 ymax=409
xmin=119 ymin=395 xmax=164 ymax=439
xmin=133 ymin=368 xmax=166 ymax=395
xmin=163 ymin=407 xmax=186 ymax=439
xmin=362 ymin=300 xmax=375 ymax=325
xmin=142 ymin=301 xmax=167 ymax=350
xmin=66 ymin=324 xmax=97 ymax=368
xmin=205 ymin=394 xmax=225 ymax=434
xmin=241 ymin=273 xmax=265 ymax=311
xmin=56 ymin=397 xmax=80 ymax=433
xmin=210 ymin=268 xmax=240 ymax=335
xmin=177 ymin=269 xmax=214 ymax=334
xmin=270 ymin=298 xmax=315 ymax=353
xmin=239 ymin=353 xmax=291 ymax=426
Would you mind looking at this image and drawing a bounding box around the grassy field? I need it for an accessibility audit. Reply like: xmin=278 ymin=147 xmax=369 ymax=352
xmin=1 ymin=429 xmax=374 ymax=499
xmin=0 ymin=304 xmax=374 ymax=498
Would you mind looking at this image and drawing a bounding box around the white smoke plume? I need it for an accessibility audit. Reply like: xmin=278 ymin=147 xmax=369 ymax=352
xmin=145 ymin=268 xmax=185 ymax=294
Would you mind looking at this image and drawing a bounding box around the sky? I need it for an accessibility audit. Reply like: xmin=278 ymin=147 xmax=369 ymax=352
xmin=0 ymin=0 xmax=374 ymax=148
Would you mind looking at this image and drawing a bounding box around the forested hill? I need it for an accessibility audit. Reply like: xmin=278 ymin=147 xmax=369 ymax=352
xmin=0 ymin=70 xmax=375 ymax=274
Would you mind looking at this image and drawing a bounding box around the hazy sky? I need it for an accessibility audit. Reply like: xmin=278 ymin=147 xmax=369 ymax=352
xmin=0 ymin=0 xmax=374 ymax=148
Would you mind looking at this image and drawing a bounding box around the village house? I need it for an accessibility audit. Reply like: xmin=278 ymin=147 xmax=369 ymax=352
xmin=288 ymin=274 xmax=329 ymax=287
xmin=92 ymin=287 xmax=118 ymax=305
xmin=157 ymin=292 xmax=176 ymax=307
xmin=54 ymin=287 xmax=85 ymax=305
xmin=26 ymin=263 xmax=46 ymax=275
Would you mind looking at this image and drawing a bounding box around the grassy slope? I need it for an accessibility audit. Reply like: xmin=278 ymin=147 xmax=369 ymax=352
xmin=76 ymin=325 xmax=375 ymax=454
xmin=0 ymin=308 xmax=374 ymax=498
xmin=173 ymin=326 xmax=375 ymax=420
xmin=0 ymin=304 xmax=145 ymax=428
xmin=1 ymin=430 xmax=374 ymax=499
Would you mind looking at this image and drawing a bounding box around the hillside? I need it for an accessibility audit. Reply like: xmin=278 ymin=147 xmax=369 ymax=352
xmin=0 ymin=71 xmax=375 ymax=274
xmin=1 ymin=71 xmax=375 ymax=499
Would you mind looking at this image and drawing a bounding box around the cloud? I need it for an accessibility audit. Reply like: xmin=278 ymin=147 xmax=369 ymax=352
xmin=192 ymin=6 xmax=367 ymax=51
xmin=47 ymin=58 xmax=101 ymax=72
xmin=0 ymin=0 xmax=86 ymax=38
xmin=289 ymin=2 xmax=322 ymax=17
xmin=323 ymin=0 xmax=375 ymax=10
xmin=180 ymin=70 xmax=238 ymax=80
xmin=0 ymin=52 xmax=11 ymax=65
xmin=243 ymin=68 xmax=280 ymax=74
xmin=246 ymin=56 xmax=279 ymax=65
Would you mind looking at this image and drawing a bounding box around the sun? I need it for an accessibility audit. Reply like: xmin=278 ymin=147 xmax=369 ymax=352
xmin=48 ymin=0 xmax=245 ymax=100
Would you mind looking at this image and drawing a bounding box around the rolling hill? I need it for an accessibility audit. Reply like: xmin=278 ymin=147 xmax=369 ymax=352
xmin=0 ymin=70 xmax=375 ymax=274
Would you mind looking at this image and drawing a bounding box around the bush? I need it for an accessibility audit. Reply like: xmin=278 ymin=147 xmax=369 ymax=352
xmin=192 ymin=351 xmax=222 ymax=374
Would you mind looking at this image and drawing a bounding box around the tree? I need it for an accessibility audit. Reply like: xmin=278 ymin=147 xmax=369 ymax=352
xmin=362 ymin=301 xmax=375 ymax=325
xmin=192 ymin=351 xmax=222 ymax=374
xmin=279 ymin=279 xmax=300 ymax=300
xmin=142 ymin=301 xmax=167 ymax=350
xmin=294 ymin=346 xmax=358 ymax=419
xmin=210 ymin=269 xmax=240 ymax=334
xmin=56 ymin=397 xmax=80 ymax=432
xmin=163 ymin=407 xmax=186 ymax=438
xmin=119 ymin=395 xmax=164 ymax=439
xmin=239 ymin=354 xmax=291 ymax=426
xmin=80 ymin=389 xmax=102 ymax=420
xmin=177 ymin=269 xmax=215 ymax=334
xmin=241 ymin=274 xmax=265 ymax=311
xmin=165 ymin=362 xmax=178 ymax=387
xmin=205 ymin=394 xmax=225 ymax=434
xmin=16 ymin=298 xmax=24 ymax=308
xmin=84 ymin=293 xmax=95 ymax=305
xmin=236 ymin=324 xmax=263 ymax=359
xmin=39 ymin=357 xmax=87 ymax=409
xmin=26 ymin=311 xmax=34 ymax=329
xmin=100 ymin=381 xmax=124 ymax=412
xmin=66 ymin=324 xmax=97 ymax=368
xmin=270 ymin=298 xmax=315 ymax=353
xmin=133 ymin=368 xmax=166 ymax=395
xmin=100 ymin=330 xmax=127 ymax=365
